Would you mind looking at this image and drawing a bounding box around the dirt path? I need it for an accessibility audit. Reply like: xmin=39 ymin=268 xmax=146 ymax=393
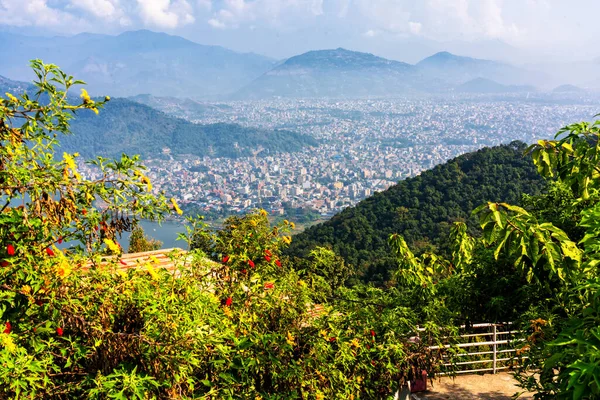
xmin=414 ymin=373 xmax=533 ymax=400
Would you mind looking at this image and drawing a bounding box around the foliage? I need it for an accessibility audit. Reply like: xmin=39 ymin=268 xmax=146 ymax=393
xmin=287 ymin=142 xmax=546 ymax=285
xmin=128 ymin=225 xmax=162 ymax=253
xmin=0 ymin=61 xmax=445 ymax=399
xmin=471 ymin=119 xmax=600 ymax=399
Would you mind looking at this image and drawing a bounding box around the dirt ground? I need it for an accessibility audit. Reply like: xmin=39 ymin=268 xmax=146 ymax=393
xmin=414 ymin=373 xmax=533 ymax=400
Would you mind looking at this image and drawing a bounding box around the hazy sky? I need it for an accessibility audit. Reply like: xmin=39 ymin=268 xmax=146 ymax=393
xmin=0 ymin=0 xmax=598 ymax=63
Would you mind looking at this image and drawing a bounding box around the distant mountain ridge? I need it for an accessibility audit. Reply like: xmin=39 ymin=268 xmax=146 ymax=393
xmin=234 ymin=49 xmax=544 ymax=99
xmin=456 ymin=78 xmax=535 ymax=93
xmin=234 ymin=48 xmax=419 ymax=99
xmin=1 ymin=31 xmax=550 ymax=99
xmin=0 ymin=30 xmax=275 ymax=98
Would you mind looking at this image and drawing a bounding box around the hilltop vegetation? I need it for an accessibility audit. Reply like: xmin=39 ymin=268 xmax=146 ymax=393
xmin=63 ymin=98 xmax=318 ymax=159
xmin=286 ymin=142 xmax=546 ymax=284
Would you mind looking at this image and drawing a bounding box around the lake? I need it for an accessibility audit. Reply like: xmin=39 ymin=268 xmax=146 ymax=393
xmin=117 ymin=220 xmax=188 ymax=250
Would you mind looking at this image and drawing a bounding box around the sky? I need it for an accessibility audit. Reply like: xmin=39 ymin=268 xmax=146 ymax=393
xmin=0 ymin=0 xmax=598 ymax=63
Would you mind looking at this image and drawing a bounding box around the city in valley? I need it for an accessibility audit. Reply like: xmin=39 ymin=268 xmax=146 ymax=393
xmin=79 ymin=93 xmax=598 ymax=225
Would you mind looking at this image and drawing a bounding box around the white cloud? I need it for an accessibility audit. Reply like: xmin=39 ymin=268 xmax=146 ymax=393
xmin=206 ymin=0 xmax=325 ymax=30
xmin=69 ymin=0 xmax=120 ymax=19
xmin=0 ymin=0 xmax=83 ymax=28
xmin=408 ymin=21 xmax=421 ymax=35
xmin=137 ymin=0 xmax=195 ymax=29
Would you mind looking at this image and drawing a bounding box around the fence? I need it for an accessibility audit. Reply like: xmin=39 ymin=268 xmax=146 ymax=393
xmin=426 ymin=322 xmax=525 ymax=375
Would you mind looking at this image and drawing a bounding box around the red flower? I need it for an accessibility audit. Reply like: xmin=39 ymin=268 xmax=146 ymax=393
xmin=329 ymin=337 xmax=336 ymax=343
xmin=7 ymin=244 xmax=15 ymax=256
xmin=264 ymin=282 xmax=274 ymax=290
xmin=225 ymin=297 xmax=233 ymax=307
xmin=3 ymin=321 xmax=11 ymax=334
xmin=264 ymin=249 xmax=272 ymax=257
xmin=248 ymin=260 xmax=255 ymax=268
xmin=275 ymin=259 xmax=282 ymax=268
xmin=264 ymin=255 xmax=271 ymax=262
xmin=370 ymin=330 xmax=376 ymax=337
xmin=222 ymin=255 xmax=230 ymax=263
xmin=46 ymin=248 xmax=55 ymax=257
xmin=56 ymin=327 xmax=63 ymax=336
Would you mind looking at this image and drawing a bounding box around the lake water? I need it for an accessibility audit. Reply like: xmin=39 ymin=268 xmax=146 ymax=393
xmin=117 ymin=220 xmax=188 ymax=250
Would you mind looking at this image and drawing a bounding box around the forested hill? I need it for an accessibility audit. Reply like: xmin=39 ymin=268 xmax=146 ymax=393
xmin=286 ymin=142 xmax=546 ymax=284
xmin=62 ymin=98 xmax=317 ymax=159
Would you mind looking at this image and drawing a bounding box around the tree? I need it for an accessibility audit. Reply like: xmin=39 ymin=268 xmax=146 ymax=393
xmin=128 ymin=225 xmax=162 ymax=253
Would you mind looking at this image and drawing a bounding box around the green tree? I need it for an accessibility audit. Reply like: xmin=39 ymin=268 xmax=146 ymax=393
xmin=128 ymin=225 xmax=162 ymax=253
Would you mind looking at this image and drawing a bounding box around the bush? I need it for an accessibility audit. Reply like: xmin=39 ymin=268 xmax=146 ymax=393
xmin=0 ymin=61 xmax=443 ymax=399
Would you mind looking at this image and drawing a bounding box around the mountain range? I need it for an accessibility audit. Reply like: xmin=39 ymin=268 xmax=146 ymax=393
xmin=1 ymin=30 xmax=596 ymax=99
xmin=0 ymin=30 xmax=274 ymax=98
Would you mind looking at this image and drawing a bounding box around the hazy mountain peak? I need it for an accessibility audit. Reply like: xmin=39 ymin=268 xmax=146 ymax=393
xmin=282 ymin=48 xmax=410 ymax=70
xmin=417 ymin=51 xmax=487 ymax=67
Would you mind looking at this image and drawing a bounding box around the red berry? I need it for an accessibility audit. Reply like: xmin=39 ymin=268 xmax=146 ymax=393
xmin=241 ymin=269 xmax=247 ymax=274
xmin=119 ymin=260 xmax=127 ymax=266
xmin=329 ymin=337 xmax=336 ymax=343
xmin=1 ymin=261 xmax=9 ymax=267
xmin=82 ymin=209 xmax=87 ymax=215
xmin=58 ymin=238 xmax=63 ymax=244
xmin=248 ymin=260 xmax=255 ymax=268
xmin=46 ymin=248 xmax=55 ymax=256
xmin=264 ymin=282 xmax=274 ymax=290
xmin=7 ymin=244 xmax=15 ymax=256
xmin=370 ymin=330 xmax=376 ymax=337
xmin=3 ymin=321 xmax=11 ymax=334
xmin=264 ymin=249 xmax=272 ymax=257
xmin=264 ymin=255 xmax=271 ymax=262
xmin=56 ymin=327 xmax=63 ymax=336
xmin=275 ymin=259 xmax=282 ymax=268
xmin=225 ymin=297 xmax=232 ymax=307
xmin=222 ymin=255 xmax=230 ymax=263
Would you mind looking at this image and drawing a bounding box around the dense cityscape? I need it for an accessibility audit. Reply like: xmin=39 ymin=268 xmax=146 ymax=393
xmin=80 ymin=95 xmax=598 ymax=223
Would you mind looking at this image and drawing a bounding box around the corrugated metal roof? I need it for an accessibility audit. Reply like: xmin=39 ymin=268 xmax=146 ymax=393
xmin=83 ymin=248 xmax=188 ymax=273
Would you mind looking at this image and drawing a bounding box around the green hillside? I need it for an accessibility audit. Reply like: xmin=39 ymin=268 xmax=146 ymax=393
xmin=62 ymin=98 xmax=318 ymax=158
xmin=286 ymin=142 xmax=546 ymax=284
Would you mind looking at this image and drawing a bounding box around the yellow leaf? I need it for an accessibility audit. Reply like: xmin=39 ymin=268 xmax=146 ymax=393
xmin=103 ymin=238 xmax=121 ymax=254
xmin=80 ymin=88 xmax=91 ymax=103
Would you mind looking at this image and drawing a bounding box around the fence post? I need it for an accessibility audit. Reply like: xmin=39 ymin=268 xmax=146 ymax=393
xmin=492 ymin=324 xmax=497 ymax=374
